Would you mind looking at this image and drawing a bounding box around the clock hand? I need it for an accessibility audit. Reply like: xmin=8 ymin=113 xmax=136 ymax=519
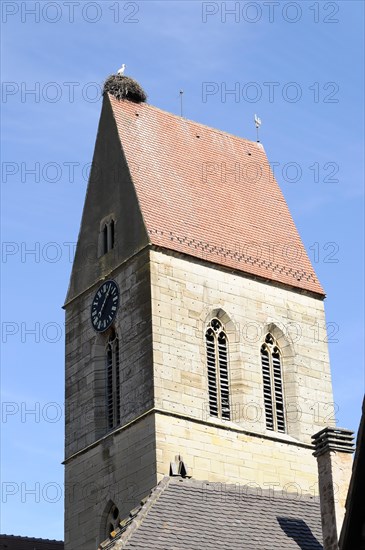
xmin=100 ymin=284 xmax=111 ymax=315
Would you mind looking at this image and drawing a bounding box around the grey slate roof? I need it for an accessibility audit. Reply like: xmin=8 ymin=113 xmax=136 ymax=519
xmin=0 ymin=535 xmax=64 ymax=550
xmin=99 ymin=477 xmax=323 ymax=550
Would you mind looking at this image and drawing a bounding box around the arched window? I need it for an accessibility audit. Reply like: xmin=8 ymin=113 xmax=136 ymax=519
xmin=104 ymin=502 xmax=120 ymax=538
xmin=261 ymin=333 xmax=285 ymax=433
xmin=205 ymin=318 xmax=230 ymax=420
xmin=106 ymin=330 xmax=121 ymax=430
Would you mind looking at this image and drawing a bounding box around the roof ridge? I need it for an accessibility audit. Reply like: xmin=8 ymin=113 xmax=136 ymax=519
xmin=168 ymin=478 xmax=320 ymax=504
xmin=0 ymin=534 xmax=64 ymax=543
xmin=98 ymin=477 xmax=171 ymax=549
xmin=108 ymin=94 xmax=260 ymax=148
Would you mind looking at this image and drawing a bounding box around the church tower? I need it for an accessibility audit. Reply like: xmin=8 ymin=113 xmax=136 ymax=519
xmin=64 ymin=76 xmax=335 ymax=549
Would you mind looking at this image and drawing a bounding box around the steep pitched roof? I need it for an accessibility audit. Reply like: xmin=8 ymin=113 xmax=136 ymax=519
xmin=0 ymin=535 xmax=63 ymax=550
xmin=109 ymin=96 xmax=324 ymax=296
xmin=99 ymin=477 xmax=323 ymax=550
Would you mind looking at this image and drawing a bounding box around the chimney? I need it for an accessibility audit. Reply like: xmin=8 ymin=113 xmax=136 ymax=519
xmin=312 ymin=427 xmax=355 ymax=550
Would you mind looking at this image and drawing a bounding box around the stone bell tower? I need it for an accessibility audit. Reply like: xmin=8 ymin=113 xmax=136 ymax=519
xmin=64 ymin=75 xmax=335 ymax=549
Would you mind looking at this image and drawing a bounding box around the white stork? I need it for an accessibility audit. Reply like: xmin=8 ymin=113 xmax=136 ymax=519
xmin=117 ymin=64 xmax=126 ymax=76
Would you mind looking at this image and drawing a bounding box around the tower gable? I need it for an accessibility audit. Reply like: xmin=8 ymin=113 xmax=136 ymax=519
xmin=65 ymin=95 xmax=149 ymax=305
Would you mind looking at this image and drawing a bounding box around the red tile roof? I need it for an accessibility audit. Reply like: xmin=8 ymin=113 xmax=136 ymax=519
xmin=109 ymin=96 xmax=324 ymax=296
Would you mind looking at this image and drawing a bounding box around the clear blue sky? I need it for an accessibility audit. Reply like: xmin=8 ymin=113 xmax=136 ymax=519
xmin=1 ymin=0 xmax=364 ymax=541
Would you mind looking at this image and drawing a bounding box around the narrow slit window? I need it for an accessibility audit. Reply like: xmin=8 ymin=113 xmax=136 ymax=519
xmin=261 ymin=333 xmax=286 ymax=433
xmin=100 ymin=218 xmax=115 ymax=256
xmin=106 ymin=331 xmax=121 ymax=430
xmin=109 ymin=220 xmax=115 ymax=250
xmin=205 ymin=319 xmax=230 ymax=420
xmin=103 ymin=224 xmax=108 ymax=255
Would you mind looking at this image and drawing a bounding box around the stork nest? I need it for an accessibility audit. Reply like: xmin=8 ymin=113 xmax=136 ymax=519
xmin=103 ymin=75 xmax=147 ymax=103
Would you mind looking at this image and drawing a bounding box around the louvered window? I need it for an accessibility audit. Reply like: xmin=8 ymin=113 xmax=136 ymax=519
xmin=106 ymin=331 xmax=121 ymax=430
xmin=205 ymin=319 xmax=230 ymax=420
xmin=261 ymin=333 xmax=285 ymax=433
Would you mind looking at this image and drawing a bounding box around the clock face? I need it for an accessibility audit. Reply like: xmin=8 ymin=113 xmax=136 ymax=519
xmin=91 ymin=280 xmax=120 ymax=332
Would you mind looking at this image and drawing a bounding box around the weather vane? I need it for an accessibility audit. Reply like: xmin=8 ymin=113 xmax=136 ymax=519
xmin=254 ymin=114 xmax=262 ymax=142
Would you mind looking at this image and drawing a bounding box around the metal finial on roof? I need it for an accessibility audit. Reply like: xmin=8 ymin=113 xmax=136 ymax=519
xmin=254 ymin=114 xmax=262 ymax=142
xmin=179 ymin=89 xmax=184 ymax=117
xmin=169 ymin=454 xmax=190 ymax=478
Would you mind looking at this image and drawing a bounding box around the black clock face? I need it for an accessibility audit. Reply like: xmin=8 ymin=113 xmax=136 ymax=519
xmin=91 ymin=280 xmax=120 ymax=332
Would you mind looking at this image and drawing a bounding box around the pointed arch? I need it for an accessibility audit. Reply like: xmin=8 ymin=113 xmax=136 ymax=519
xmin=265 ymin=322 xmax=295 ymax=361
xmin=261 ymin=332 xmax=286 ymax=433
xmin=99 ymin=500 xmax=120 ymax=542
xmin=203 ymin=307 xmax=237 ymax=338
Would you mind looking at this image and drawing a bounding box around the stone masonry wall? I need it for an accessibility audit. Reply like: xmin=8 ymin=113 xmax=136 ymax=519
xmin=155 ymin=412 xmax=320 ymax=495
xmin=65 ymin=249 xmax=153 ymax=457
xmin=150 ymin=249 xmax=334 ymax=443
xmin=64 ymin=414 xmax=157 ymax=550
xmin=64 ymin=247 xmax=335 ymax=548
xmin=64 ymin=249 xmax=154 ymax=549
xmin=150 ymin=249 xmax=335 ymax=490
